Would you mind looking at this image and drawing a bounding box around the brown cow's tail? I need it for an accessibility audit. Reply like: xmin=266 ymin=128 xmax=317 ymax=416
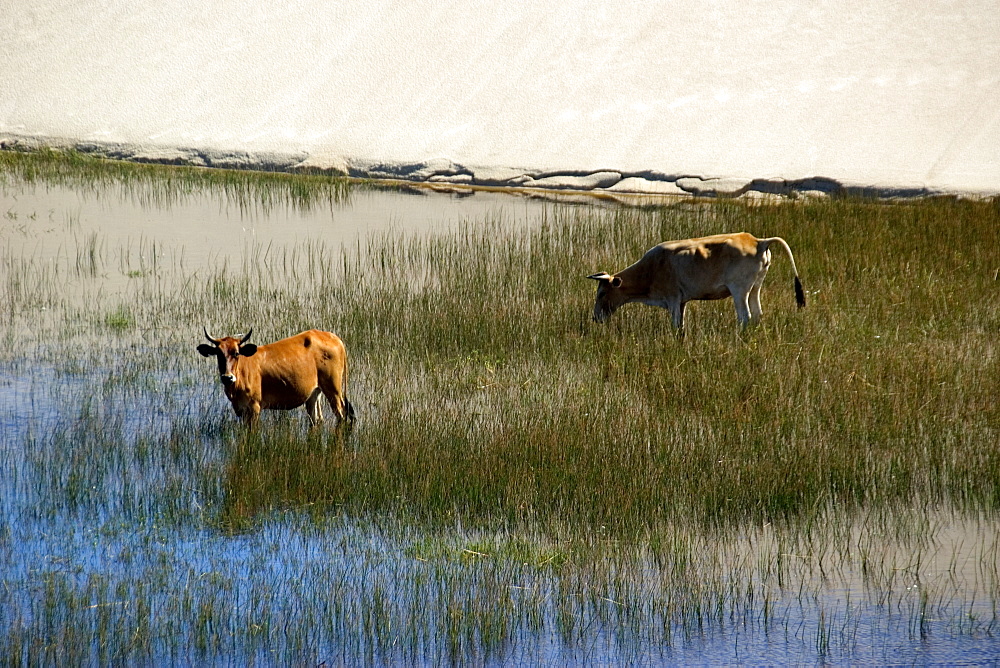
xmin=761 ymin=237 xmax=806 ymax=309
xmin=342 ymin=357 xmax=357 ymax=421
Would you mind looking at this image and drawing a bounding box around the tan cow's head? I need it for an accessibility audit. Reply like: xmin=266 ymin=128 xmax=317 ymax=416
xmin=587 ymin=273 xmax=626 ymax=323
xmin=197 ymin=328 xmax=258 ymax=386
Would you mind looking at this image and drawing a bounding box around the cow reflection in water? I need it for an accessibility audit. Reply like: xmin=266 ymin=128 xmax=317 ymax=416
xmin=198 ymin=328 xmax=356 ymax=427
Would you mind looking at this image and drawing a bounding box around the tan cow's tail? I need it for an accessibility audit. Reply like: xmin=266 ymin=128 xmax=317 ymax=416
xmin=760 ymin=237 xmax=806 ymax=308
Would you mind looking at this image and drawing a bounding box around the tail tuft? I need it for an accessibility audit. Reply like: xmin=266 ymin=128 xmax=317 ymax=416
xmin=794 ymin=276 xmax=806 ymax=308
xmin=344 ymin=399 xmax=356 ymax=421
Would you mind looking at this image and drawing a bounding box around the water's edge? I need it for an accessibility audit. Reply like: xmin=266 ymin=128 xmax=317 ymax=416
xmin=5 ymin=132 xmax=994 ymax=202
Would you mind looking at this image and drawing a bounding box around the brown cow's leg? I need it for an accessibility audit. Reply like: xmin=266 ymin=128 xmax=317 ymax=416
xmin=324 ymin=390 xmax=347 ymax=422
xmin=306 ymin=387 xmax=325 ymax=425
xmin=319 ymin=374 xmax=353 ymax=424
xmin=239 ymin=402 xmax=261 ymax=427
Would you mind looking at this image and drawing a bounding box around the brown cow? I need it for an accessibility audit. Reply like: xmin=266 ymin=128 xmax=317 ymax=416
xmin=588 ymin=232 xmax=804 ymax=332
xmin=197 ymin=328 xmax=355 ymax=426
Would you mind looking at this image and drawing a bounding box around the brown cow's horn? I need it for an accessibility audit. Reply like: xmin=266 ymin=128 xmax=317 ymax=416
xmin=239 ymin=328 xmax=253 ymax=345
xmin=204 ymin=327 xmax=221 ymax=345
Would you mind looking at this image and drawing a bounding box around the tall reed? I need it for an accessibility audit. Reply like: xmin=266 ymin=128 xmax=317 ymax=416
xmin=0 ymin=147 xmax=352 ymax=214
xmin=188 ymin=197 xmax=1000 ymax=533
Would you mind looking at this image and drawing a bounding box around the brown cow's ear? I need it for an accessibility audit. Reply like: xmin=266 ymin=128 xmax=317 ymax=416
xmin=239 ymin=343 xmax=258 ymax=357
xmin=610 ymin=276 xmax=623 ymax=288
xmin=197 ymin=344 xmax=217 ymax=357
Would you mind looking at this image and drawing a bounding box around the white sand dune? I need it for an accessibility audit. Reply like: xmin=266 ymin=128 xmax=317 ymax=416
xmin=2 ymin=0 xmax=998 ymax=196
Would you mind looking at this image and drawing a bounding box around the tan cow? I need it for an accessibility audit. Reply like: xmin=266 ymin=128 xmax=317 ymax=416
xmin=197 ymin=328 xmax=355 ymax=426
xmin=588 ymin=232 xmax=805 ymax=332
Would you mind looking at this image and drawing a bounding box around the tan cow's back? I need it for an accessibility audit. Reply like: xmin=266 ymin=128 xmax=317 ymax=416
xmin=656 ymin=232 xmax=758 ymax=255
xmin=620 ymin=232 xmax=760 ymax=299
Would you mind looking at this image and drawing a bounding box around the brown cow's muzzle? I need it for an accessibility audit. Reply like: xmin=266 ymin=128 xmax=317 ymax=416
xmin=220 ymin=374 xmax=236 ymax=386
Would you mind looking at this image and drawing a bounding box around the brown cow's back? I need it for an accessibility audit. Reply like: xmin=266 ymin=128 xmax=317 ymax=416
xmin=255 ymin=330 xmax=349 ymax=413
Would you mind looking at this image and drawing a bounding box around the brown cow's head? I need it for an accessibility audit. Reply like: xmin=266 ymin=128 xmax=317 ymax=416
xmin=587 ymin=272 xmax=625 ymax=323
xmin=197 ymin=328 xmax=258 ymax=386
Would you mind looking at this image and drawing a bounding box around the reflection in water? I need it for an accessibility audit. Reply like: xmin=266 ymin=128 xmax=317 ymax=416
xmin=0 ymin=180 xmax=556 ymax=339
xmin=1 ymin=180 xmax=551 ymax=274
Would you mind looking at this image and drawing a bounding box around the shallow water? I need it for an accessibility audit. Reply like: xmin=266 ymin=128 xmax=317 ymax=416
xmin=2 ymin=178 xmax=999 ymax=664
xmin=1 ymin=180 xmax=548 ymax=281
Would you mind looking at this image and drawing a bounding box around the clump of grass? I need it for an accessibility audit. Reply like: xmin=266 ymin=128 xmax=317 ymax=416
xmin=0 ymin=147 xmax=354 ymax=214
xmin=103 ymin=305 xmax=134 ymax=331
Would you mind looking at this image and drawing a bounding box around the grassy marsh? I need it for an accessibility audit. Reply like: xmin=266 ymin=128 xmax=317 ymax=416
xmin=0 ymin=147 xmax=352 ymax=214
xmin=2 ymin=150 xmax=999 ymax=663
xmin=207 ymin=197 xmax=1000 ymax=532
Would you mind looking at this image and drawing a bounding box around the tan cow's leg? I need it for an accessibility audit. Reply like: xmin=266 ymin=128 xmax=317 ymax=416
xmin=748 ymin=261 xmax=769 ymax=322
xmin=749 ymin=282 xmax=764 ymax=321
xmin=731 ymin=289 xmax=752 ymax=326
xmin=669 ymin=300 xmax=686 ymax=335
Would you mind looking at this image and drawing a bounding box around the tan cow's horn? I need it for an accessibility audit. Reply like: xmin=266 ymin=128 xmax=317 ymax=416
xmin=587 ymin=272 xmax=613 ymax=281
xmin=239 ymin=328 xmax=253 ymax=345
xmin=204 ymin=327 xmax=221 ymax=345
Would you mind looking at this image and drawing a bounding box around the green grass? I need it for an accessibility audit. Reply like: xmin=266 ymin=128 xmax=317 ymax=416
xmin=3 ymin=152 xmax=998 ymax=534
xmin=0 ymin=147 xmax=353 ymax=214
xmin=185 ymin=197 xmax=1000 ymax=534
